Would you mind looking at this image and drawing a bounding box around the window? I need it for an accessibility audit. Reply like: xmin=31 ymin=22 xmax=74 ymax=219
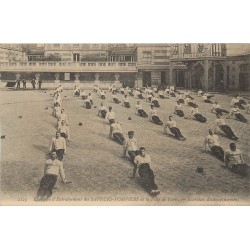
xmin=172 ymin=44 xmax=179 ymax=54
xmin=183 ymin=44 xmax=191 ymax=54
xmin=143 ymin=51 xmax=152 ymax=63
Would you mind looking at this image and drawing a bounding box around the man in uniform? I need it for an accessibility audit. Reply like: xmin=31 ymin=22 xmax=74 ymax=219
xmin=109 ymin=120 xmax=125 ymax=145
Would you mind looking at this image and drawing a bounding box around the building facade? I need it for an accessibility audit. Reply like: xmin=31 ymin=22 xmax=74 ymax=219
xmin=0 ymin=43 xmax=249 ymax=91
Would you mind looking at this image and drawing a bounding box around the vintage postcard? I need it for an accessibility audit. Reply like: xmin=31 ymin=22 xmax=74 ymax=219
xmin=0 ymin=43 xmax=249 ymax=205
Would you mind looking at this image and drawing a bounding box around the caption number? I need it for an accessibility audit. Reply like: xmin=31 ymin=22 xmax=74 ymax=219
xmin=18 ymin=198 xmax=27 ymax=202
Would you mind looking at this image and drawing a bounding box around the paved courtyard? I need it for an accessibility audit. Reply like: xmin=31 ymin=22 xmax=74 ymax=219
xmin=0 ymin=86 xmax=249 ymax=205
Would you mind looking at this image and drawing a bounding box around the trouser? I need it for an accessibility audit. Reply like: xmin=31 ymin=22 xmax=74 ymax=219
xmin=81 ymin=96 xmax=87 ymax=100
xmin=37 ymin=174 xmax=58 ymax=198
xmin=159 ymin=95 xmax=165 ymax=99
xmin=86 ymin=102 xmax=91 ymax=109
xmin=170 ymin=92 xmax=176 ymax=97
xmin=169 ymin=127 xmax=184 ymax=140
xmin=235 ymin=113 xmax=247 ymax=123
xmin=239 ymin=99 xmax=247 ymax=105
xmin=60 ymin=133 xmax=67 ymax=140
xmin=176 ymin=110 xmax=184 ymax=117
xmin=188 ymin=102 xmax=196 ymax=108
xmin=152 ymin=100 xmax=160 ymax=107
xmin=187 ymin=95 xmax=194 ymax=100
xmin=23 ymin=84 xmax=26 ymax=89
xmin=220 ymin=125 xmax=237 ymax=140
xmin=152 ymin=116 xmax=163 ymax=125
xmin=179 ymin=99 xmax=184 ymax=104
xmin=101 ymin=95 xmax=105 ymax=99
xmin=32 ymin=84 xmax=35 ymax=89
xmin=113 ymin=133 xmax=125 ymax=145
xmin=210 ymin=145 xmax=224 ymax=161
xmin=138 ymin=109 xmax=148 ymax=117
xmin=204 ymin=99 xmax=213 ymax=103
xmin=129 ymin=92 xmax=134 ymax=96
xmin=124 ymin=102 xmax=130 ymax=108
xmin=137 ymin=94 xmax=144 ymax=99
xmin=147 ymin=97 xmax=152 ymax=102
xmin=235 ymin=102 xmax=245 ymax=110
xmin=215 ymin=108 xmax=229 ymax=116
xmin=17 ymin=83 xmax=20 ymax=89
xmin=100 ymin=110 xmax=107 ymax=118
xmin=138 ymin=164 xmax=158 ymax=192
xmin=128 ymin=150 xmax=139 ymax=161
xmin=120 ymin=91 xmax=125 ymax=94
xmin=109 ymin=119 xmax=115 ymax=124
xmin=55 ymin=149 xmax=65 ymax=161
xmin=39 ymin=84 xmax=42 ymax=90
xmin=231 ymin=164 xmax=249 ymax=177
xmin=113 ymin=98 xmax=120 ymax=104
xmin=194 ymin=113 xmax=207 ymax=123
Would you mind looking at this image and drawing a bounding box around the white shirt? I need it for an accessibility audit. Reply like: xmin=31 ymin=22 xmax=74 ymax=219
xmin=106 ymin=111 xmax=116 ymax=121
xmin=204 ymin=134 xmax=220 ymax=148
xmin=166 ymin=120 xmax=177 ymax=128
xmin=123 ymin=138 xmax=138 ymax=151
xmin=134 ymin=154 xmax=151 ymax=166
xmin=44 ymin=159 xmax=66 ymax=180
xmin=231 ymin=98 xmax=239 ymax=107
xmin=49 ymin=137 xmax=67 ymax=152
xmin=216 ymin=118 xmax=226 ymax=126
xmin=110 ymin=122 xmax=122 ymax=134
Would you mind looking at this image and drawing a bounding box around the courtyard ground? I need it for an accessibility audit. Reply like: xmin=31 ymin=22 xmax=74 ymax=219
xmin=0 ymin=86 xmax=249 ymax=205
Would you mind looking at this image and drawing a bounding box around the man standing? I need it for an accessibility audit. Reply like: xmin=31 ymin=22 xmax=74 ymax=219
xmin=38 ymin=79 xmax=42 ymax=90
xmin=36 ymin=152 xmax=69 ymax=200
xmin=49 ymin=132 xmax=67 ymax=161
xmin=31 ymin=78 xmax=36 ymax=89
xmin=22 ymin=79 xmax=26 ymax=89
xmin=16 ymin=79 xmax=21 ymax=89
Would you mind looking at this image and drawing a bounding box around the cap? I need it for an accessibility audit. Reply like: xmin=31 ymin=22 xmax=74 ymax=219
xmin=128 ymin=131 xmax=134 ymax=135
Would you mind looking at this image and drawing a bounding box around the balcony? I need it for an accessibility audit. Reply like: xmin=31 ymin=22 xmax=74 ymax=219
xmin=0 ymin=61 xmax=137 ymax=73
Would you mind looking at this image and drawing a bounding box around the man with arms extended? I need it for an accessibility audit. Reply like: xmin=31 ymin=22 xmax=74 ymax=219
xmin=36 ymin=152 xmax=70 ymax=200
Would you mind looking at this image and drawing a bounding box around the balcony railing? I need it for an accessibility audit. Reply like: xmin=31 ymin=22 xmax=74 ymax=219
xmin=0 ymin=61 xmax=137 ymax=72
xmin=171 ymin=52 xmax=226 ymax=60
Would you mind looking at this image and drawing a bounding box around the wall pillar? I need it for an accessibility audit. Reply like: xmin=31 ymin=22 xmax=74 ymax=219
xmin=35 ymin=73 xmax=40 ymax=81
xmin=204 ymin=60 xmax=209 ymax=91
xmin=114 ymin=73 xmax=120 ymax=87
xmin=75 ymin=73 xmax=80 ymax=83
xmin=169 ymin=61 xmax=173 ymax=85
xmin=55 ymin=73 xmax=60 ymax=83
xmin=94 ymin=73 xmax=100 ymax=84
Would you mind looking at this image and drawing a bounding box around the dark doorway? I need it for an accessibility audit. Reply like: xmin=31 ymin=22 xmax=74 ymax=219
xmin=143 ymin=71 xmax=151 ymax=86
xmin=239 ymin=73 xmax=249 ymax=90
xmin=161 ymin=71 xmax=166 ymax=84
xmin=176 ymin=71 xmax=185 ymax=87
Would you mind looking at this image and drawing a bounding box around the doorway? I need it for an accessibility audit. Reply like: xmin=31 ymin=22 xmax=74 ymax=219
xmin=143 ymin=71 xmax=151 ymax=86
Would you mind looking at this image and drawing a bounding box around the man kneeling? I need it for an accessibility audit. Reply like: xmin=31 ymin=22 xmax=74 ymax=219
xmin=134 ymin=147 xmax=160 ymax=196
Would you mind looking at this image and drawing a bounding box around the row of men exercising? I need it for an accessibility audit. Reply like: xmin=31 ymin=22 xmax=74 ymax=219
xmin=75 ymin=84 xmax=249 ymax=125
xmin=36 ymin=88 xmax=71 ymax=200
xmin=37 ymin=88 xmax=160 ymax=199
xmin=36 ymin=89 xmax=249 ymax=199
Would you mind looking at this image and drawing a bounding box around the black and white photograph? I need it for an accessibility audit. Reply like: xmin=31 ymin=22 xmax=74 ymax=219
xmin=0 ymin=43 xmax=249 ymax=205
